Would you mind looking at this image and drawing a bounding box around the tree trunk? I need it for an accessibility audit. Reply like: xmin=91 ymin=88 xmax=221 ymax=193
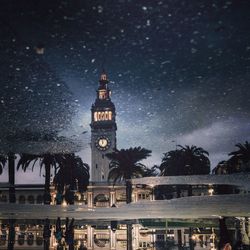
xmin=126 ymin=180 xmax=132 ymax=204
xmin=8 ymin=153 xmax=16 ymax=203
xmin=7 ymin=219 xmax=15 ymax=250
xmin=44 ymin=163 xmax=51 ymax=205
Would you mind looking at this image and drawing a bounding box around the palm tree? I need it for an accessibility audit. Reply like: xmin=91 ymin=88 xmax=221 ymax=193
xmin=160 ymin=145 xmax=210 ymax=196
xmin=178 ymin=145 xmax=210 ymax=175
xmin=53 ymin=154 xmax=90 ymax=204
xmin=142 ymin=165 xmax=158 ymax=177
xmin=106 ymin=147 xmax=151 ymax=204
xmin=228 ymin=141 xmax=250 ymax=173
xmin=17 ymin=153 xmax=64 ymax=204
xmin=160 ymin=145 xmax=210 ymax=176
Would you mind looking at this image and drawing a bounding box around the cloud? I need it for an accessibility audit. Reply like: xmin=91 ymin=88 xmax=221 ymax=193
xmin=174 ymin=118 xmax=250 ymax=168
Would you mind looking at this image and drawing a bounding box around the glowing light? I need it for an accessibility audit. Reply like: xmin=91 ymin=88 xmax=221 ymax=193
xmin=62 ymin=201 xmax=67 ymax=207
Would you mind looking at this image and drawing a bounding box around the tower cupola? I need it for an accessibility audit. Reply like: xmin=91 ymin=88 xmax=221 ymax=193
xmin=97 ymin=71 xmax=111 ymax=100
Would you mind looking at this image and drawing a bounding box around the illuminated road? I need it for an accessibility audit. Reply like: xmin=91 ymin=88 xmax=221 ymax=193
xmin=0 ymin=194 xmax=249 ymax=220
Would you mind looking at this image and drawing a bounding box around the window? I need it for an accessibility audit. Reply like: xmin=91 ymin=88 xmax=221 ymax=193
xmin=36 ymin=195 xmax=43 ymax=204
xmin=19 ymin=195 xmax=26 ymax=204
xmin=18 ymin=233 xmax=25 ymax=245
xmin=0 ymin=195 xmax=7 ymax=203
xmin=27 ymin=233 xmax=34 ymax=245
xmin=99 ymin=90 xmax=107 ymax=99
xmin=94 ymin=111 xmax=112 ymax=121
xmin=27 ymin=195 xmax=35 ymax=204
xmin=0 ymin=234 xmax=6 ymax=246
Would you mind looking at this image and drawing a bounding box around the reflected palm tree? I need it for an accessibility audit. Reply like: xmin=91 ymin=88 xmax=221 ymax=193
xmin=159 ymin=145 xmax=210 ymax=250
xmin=53 ymin=154 xmax=90 ymax=205
xmin=106 ymin=147 xmax=151 ymax=204
xmin=17 ymin=153 xmax=64 ymax=204
xmin=106 ymin=147 xmax=151 ymax=250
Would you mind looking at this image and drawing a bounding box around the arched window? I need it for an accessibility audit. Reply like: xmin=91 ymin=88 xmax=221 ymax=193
xmin=27 ymin=195 xmax=35 ymax=204
xmin=0 ymin=195 xmax=7 ymax=203
xmin=18 ymin=233 xmax=25 ymax=245
xmin=94 ymin=194 xmax=109 ymax=207
xmin=27 ymin=233 xmax=34 ymax=245
xmin=0 ymin=234 xmax=6 ymax=246
xmin=36 ymin=236 xmax=43 ymax=246
xmin=19 ymin=195 xmax=26 ymax=204
xmin=36 ymin=195 xmax=43 ymax=204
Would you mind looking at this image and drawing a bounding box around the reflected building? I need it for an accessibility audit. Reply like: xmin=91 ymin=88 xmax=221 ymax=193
xmin=0 ymin=72 xmax=245 ymax=249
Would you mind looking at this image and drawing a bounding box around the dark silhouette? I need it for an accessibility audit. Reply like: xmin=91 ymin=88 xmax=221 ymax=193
xmin=213 ymin=141 xmax=250 ymax=175
xmin=218 ymin=218 xmax=232 ymax=250
xmin=0 ymin=153 xmax=16 ymax=203
xmin=213 ymin=141 xmax=250 ymax=195
xmin=106 ymin=146 xmax=151 ymax=203
xmin=17 ymin=153 xmax=64 ymax=204
xmin=65 ymin=218 xmax=75 ymax=250
xmin=53 ymin=154 xmax=90 ymax=205
xmin=106 ymin=147 xmax=151 ymax=250
xmin=160 ymin=145 xmax=210 ymax=197
xmin=160 ymin=145 xmax=210 ymax=176
xmin=43 ymin=218 xmax=51 ymax=250
xmin=54 ymin=217 xmax=63 ymax=250
xmin=7 ymin=219 xmax=15 ymax=250
xmin=0 ymin=155 xmax=7 ymax=175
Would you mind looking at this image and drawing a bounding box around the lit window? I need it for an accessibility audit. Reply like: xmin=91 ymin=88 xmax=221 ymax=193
xmin=100 ymin=74 xmax=107 ymax=81
xmin=99 ymin=90 xmax=106 ymax=99
xmin=94 ymin=112 xmax=98 ymax=121
xmin=108 ymin=111 xmax=112 ymax=120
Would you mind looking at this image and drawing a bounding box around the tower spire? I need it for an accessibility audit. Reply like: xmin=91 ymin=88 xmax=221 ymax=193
xmin=99 ymin=69 xmax=108 ymax=83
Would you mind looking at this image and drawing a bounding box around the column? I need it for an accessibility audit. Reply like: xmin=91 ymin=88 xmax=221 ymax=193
xmin=110 ymin=191 xmax=115 ymax=207
xmin=133 ymin=224 xmax=140 ymax=249
xmin=87 ymin=192 xmax=93 ymax=208
xmin=110 ymin=229 xmax=116 ymax=249
xmin=87 ymin=225 xmax=93 ymax=249
xmin=133 ymin=191 xmax=138 ymax=202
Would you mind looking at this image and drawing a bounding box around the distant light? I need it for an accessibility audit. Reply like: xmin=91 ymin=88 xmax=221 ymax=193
xmin=35 ymin=46 xmax=45 ymax=54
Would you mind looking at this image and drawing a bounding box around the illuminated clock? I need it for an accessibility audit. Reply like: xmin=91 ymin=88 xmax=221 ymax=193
xmin=95 ymin=136 xmax=111 ymax=151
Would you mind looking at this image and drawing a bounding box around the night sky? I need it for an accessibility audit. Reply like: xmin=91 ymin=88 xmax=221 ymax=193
xmin=0 ymin=0 xmax=250 ymax=183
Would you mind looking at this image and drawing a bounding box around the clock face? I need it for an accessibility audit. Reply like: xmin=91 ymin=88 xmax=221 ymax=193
xmin=95 ymin=136 xmax=111 ymax=151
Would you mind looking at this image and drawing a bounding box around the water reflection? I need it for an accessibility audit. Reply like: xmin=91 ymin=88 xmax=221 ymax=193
xmin=0 ymin=217 xmax=248 ymax=250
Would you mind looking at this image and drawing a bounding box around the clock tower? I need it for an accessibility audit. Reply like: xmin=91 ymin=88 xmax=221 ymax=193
xmin=90 ymin=71 xmax=117 ymax=182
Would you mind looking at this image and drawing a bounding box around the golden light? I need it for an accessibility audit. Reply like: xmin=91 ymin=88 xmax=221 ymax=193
xmin=62 ymin=200 xmax=67 ymax=207
xmin=208 ymin=188 xmax=214 ymax=196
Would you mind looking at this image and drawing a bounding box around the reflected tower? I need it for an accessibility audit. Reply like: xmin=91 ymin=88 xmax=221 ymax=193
xmin=90 ymin=71 xmax=117 ymax=182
